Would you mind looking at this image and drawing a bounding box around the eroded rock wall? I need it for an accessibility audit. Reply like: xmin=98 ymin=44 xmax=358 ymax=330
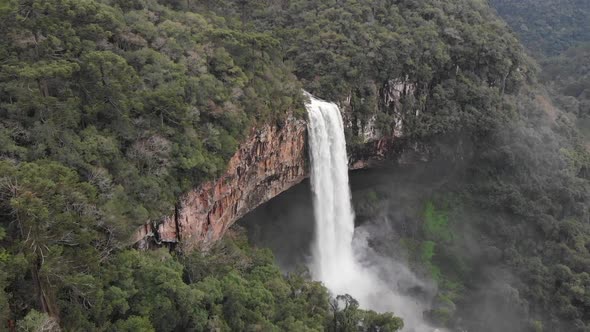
xmin=134 ymin=82 xmax=415 ymax=251
xmin=135 ymin=115 xmax=309 ymax=251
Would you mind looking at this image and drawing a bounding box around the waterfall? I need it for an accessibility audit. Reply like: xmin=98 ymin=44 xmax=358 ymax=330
xmin=305 ymin=93 xmax=358 ymax=296
xmin=305 ymin=92 xmax=439 ymax=332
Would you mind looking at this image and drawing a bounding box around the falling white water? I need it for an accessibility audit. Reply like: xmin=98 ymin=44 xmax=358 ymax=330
xmin=305 ymin=92 xmax=440 ymax=332
xmin=305 ymin=93 xmax=358 ymax=295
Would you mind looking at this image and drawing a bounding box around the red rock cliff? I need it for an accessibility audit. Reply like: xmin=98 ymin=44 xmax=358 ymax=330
xmin=133 ymin=113 xmax=400 ymax=251
xmin=135 ymin=115 xmax=309 ymax=251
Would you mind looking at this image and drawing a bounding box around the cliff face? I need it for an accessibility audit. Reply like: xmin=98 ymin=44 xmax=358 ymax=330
xmin=135 ymin=115 xmax=306 ymax=250
xmin=133 ymin=114 xmax=399 ymax=251
xmin=134 ymin=81 xmax=417 ymax=250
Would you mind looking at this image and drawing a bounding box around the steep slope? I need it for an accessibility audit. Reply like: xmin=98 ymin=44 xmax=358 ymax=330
xmin=540 ymin=44 xmax=590 ymax=122
xmin=490 ymin=0 xmax=590 ymax=138
xmin=489 ymin=0 xmax=590 ymax=57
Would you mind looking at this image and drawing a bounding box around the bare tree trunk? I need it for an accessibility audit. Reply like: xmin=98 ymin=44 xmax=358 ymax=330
xmin=31 ymin=256 xmax=59 ymax=320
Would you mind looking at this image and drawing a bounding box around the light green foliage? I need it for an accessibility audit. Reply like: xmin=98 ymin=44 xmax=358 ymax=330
xmin=16 ymin=310 xmax=60 ymax=332
xmin=423 ymin=201 xmax=453 ymax=243
xmin=531 ymin=320 xmax=544 ymax=332
xmin=361 ymin=310 xmax=404 ymax=332
xmin=88 ymin=249 xmax=208 ymax=331
xmin=420 ymin=241 xmax=435 ymax=264
xmin=397 ymin=200 xmax=466 ymax=327
xmin=560 ymin=147 xmax=590 ymax=177
xmin=181 ymin=233 xmax=331 ymax=331
xmin=419 ymin=201 xmax=456 ymax=283
xmin=0 ymin=0 xmax=16 ymax=14
xmin=420 ymin=241 xmax=442 ymax=281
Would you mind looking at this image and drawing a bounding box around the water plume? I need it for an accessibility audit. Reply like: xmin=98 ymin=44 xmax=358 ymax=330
xmin=305 ymin=92 xmax=439 ymax=331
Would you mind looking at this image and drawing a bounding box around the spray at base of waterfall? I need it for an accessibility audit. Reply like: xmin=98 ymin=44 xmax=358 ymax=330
xmin=305 ymin=92 xmax=441 ymax=331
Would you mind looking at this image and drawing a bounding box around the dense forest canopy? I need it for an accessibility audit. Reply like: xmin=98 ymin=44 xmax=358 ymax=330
xmin=490 ymin=0 xmax=590 ymax=129
xmin=489 ymin=0 xmax=590 ymax=57
xmin=0 ymin=0 xmax=589 ymax=331
xmin=245 ymin=0 xmax=532 ymax=141
xmin=539 ymin=44 xmax=590 ymax=121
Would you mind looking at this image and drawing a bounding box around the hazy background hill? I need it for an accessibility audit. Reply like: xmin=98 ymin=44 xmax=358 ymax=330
xmin=490 ymin=0 xmax=590 ymax=128
xmin=489 ymin=0 xmax=590 ymax=57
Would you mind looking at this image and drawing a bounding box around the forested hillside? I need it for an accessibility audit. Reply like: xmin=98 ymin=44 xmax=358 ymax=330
xmin=540 ymin=44 xmax=590 ymax=124
xmin=489 ymin=0 xmax=590 ymax=57
xmin=246 ymin=0 xmax=531 ymax=142
xmin=1 ymin=0 xmax=589 ymax=331
xmin=490 ymin=0 xmax=590 ymax=134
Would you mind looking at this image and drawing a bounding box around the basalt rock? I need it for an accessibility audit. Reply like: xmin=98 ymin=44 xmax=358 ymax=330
xmin=134 ymin=115 xmax=400 ymax=251
xmin=134 ymin=103 xmax=408 ymax=251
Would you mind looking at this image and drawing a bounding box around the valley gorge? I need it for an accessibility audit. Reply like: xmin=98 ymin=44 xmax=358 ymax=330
xmin=2 ymin=0 xmax=589 ymax=331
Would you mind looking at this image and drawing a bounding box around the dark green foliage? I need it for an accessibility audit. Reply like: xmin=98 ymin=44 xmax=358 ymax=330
xmin=327 ymin=294 xmax=403 ymax=332
xmin=208 ymin=0 xmax=532 ymax=142
xmin=10 ymin=230 xmax=400 ymax=331
xmin=1 ymin=0 xmax=586 ymax=331
xmin=490 ymin=0 xmax=590 ymax=140
xmin=0 ymin=160 xmax=105 ymax=319
xmin=540 ymin=44 xmax=590 ymax=120
xmin=0 ymin=0 xmax=303 ymax=233
xmin=461 ymin=93 xmax=590 ymax=331
xmin=181 ymin=233 xmax=333 ymax=331
xmin=489 ymin=0 xmax=590 ymax=57
xmin=408 ymin=3 xmax=590 ymax=327
xmin=350 ymin=84 xmax=590 ymax=330
xmin=423 ymin=89 xmax=590 ymax=331
xmin=454 ymin=107 xmax=589 ymax=330
xmin=0 ymin=0 xmax=535 ymax=232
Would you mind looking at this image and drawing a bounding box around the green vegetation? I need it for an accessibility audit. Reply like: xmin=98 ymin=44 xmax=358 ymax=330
xmin=423 ymin=201 xmax=453 ymax=243
xmin=470 ymin=104 xmax=588 ymax=331
xmin=457 ymin=4 xmax=590 ymax=328
xmin=0 ymin=0 xmax=304 ymax=240
xmin=1 ymin=0 xmax=589 ymax=331
xmin=489 ymin=0 xmax=590 ymax=57
xmin=352 ymin=91 xmax=590 ymax=331
xmin=424 ymin=99 xmax=590 ymax=330
xmin=490 ymin=0 xmax=589 ymax=138
xmin=540 ymin=44 xmax=590 ymax=120
xmin=358 ymin=132 xmax=590 ymax=331
xmin=405 ymin=201 xmax=455 ymax=284
xmin=244 ymin=0 xmax=532 ymax=142
xmin=2 ymin=229 xmax=403 ymax=331
xmin=414 ymin=201 xmax=464 ymax=327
